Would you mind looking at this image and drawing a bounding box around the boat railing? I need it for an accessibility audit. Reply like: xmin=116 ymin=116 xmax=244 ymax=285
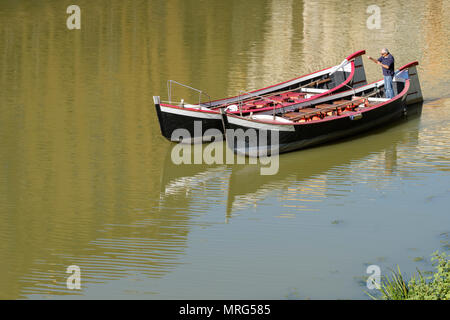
xmin=167 ymin=80 xmax=212 ymax=106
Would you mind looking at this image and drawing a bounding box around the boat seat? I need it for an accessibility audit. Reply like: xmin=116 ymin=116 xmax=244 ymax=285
xmin=281 ymin=92 xmax=306 ymax=99
xmin=283 ymin=112 xmax=304 ymax=119
xmin=315 ymin=104 xmax=334 ymax=109
xmin=267 ymin=96 xmax=285 ymax=103
xmin=298 ymin=108 xmax=317 ymax=113
xmin=253 ymin=100 xmax=270 ymax=108
xmin=352 ymin=97 xmax=367 ymax=105
xmin=332 ymin=100 xmax=352 ymax=106
xmin=241 ymin=104 xmax=253 ymax=110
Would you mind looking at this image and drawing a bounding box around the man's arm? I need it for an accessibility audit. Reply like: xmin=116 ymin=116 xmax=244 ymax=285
xmin=368 ymin=56 xmax=379 ymax=63
xmin=367 ymin=56 xmax=390 ymax=69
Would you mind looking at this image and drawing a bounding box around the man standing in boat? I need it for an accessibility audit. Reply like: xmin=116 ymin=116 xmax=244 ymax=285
xmin=368 ymin=48 xmax=395 ymax=99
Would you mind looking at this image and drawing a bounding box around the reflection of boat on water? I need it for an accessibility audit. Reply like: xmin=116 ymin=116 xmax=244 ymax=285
xmin=158 ymin=145 xmax=229 ymax=203
xmin=225 ymin=102 xmax=423 ymax=215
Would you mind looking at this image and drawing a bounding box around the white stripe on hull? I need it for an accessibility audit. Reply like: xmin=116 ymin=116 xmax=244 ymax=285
xmin=228 ymin=116 xmax=295 ymax=132
xmin=160 ymin=105 xmax=222 ymax=120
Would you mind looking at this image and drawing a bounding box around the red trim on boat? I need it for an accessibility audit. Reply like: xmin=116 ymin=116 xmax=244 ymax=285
xmin=345 ymin=50 xmax=366 ymax=61
xmin=203 ymin=50 xmax=366 ymax=105
xmin=398 ymin=61 xmax=419 ymax=71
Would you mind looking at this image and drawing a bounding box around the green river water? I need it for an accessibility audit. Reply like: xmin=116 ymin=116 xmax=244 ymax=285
xmin=0 ymin=0 xmax=449 ymax=299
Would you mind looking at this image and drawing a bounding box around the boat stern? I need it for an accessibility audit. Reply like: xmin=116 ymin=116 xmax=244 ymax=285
xmin=351 ymin=54 xmax=368 ymax=88
xmin=396 ymin=62 xmax=423 ymax=104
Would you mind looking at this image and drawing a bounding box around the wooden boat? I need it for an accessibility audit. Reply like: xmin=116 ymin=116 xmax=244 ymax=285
xmin=222 ymin=61 xmax=423 ymax=156
xmin=153 ymin=50 xmax=367 ymax=143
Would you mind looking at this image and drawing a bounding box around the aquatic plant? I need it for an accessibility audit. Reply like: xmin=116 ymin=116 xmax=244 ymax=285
xmin=367 ymin=251 xmax=449 ymax=300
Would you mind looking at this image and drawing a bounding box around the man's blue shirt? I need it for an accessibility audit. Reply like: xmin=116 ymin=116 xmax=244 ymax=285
xmin=378 ymin=54 xmax=395 ymax=76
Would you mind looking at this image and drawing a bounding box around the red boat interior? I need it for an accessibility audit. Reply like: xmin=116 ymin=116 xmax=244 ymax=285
xmin=272 ymin=74 xmax=410 ymax=123
xmin=239 ymin=92 xmax=307 ymax=111
xmin=278 ymin=96 xmax=383 ymax=123
xmin=223 ymin=78 xmax=335 ymax=112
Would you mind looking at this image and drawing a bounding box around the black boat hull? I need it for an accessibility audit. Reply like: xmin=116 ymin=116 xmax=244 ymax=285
xmin=154 ymin=100 xmax=224 ymax=143
xmin=225 ymin=98 xmax=413 ymax=155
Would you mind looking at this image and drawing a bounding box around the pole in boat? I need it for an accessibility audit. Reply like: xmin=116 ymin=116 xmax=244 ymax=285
xmin=239 ymin=92 xmax=243 ymax=117
xmin=219 ymin=107 xmax=229 ymax=138
xmin=273 ymin=102 xmax=276 ymax=120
